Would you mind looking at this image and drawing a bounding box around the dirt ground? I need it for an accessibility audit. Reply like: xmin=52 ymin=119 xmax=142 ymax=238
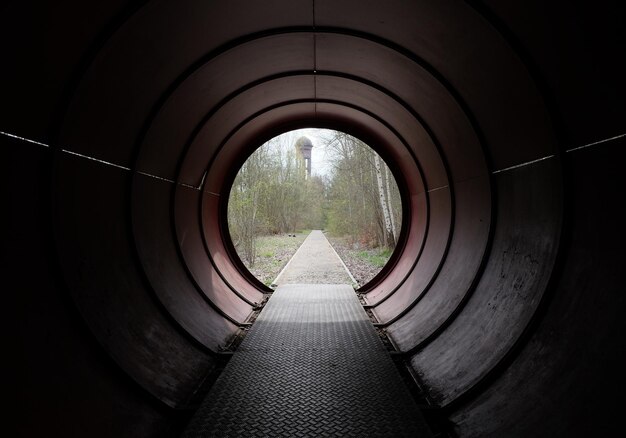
xmin=326 ymin=235 xmax=392 ymax=287
xmin=237 ymin=231 xmax=308 ymax=286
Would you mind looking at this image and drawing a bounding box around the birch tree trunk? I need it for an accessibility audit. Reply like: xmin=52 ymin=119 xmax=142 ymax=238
xmin=373 ymin=154 xmax=394 ymax=247
xmin=384 ymin=164 xmax=397 ymax=243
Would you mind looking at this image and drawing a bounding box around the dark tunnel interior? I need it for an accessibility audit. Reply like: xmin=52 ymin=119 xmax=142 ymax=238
xmin=3 ymin=1 xmax=626 ymax=436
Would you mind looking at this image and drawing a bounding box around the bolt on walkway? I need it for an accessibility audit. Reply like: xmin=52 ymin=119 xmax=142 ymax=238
xmin=182 ymin=232 xmax=432 ymax=437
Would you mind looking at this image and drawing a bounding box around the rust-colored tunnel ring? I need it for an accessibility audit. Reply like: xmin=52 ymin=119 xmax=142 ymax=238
xmin=109 ymin=28 xmax=492 ymax=408
xmin=127 ymin=30 xmax=487 ymax=311
xmin=50 ymin=11 xmax=561 ymax=415
xmin=201 ymin=100 xmax=427 ymax=290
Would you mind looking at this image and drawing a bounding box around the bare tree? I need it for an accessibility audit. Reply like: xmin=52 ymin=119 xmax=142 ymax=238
xmin=323 ymin=131 xmax=401 ymax=249
xmin=384 ymin=164 xmax=398 ymax=244
xmin=228 ymin=129 xmax=402 ymax=267
xmin=373 ymin=154 xmax=395 ymax=247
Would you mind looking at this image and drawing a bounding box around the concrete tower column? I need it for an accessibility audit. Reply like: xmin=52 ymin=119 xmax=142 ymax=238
xmin=295 ymin=136 xmax=313 ymax=178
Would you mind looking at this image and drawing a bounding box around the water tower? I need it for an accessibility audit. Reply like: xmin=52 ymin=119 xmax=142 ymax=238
xmin=295 ymin=136 xmax=313 ymax=178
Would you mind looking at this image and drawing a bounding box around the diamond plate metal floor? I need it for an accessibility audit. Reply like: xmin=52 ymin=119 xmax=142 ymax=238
xmin=182 ymin=284 xmax=433 ymax=437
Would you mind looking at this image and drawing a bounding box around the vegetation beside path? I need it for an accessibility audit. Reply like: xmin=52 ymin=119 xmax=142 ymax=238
xmin=236 ymin=231 xmax=393 ymax=288
xmin=239 ymin=231 xmax=309 ymax=286
xmin=229 ymin=129 xmax=401 ymax=286
xmin=327 ymin=235 xmax=393 ymax=287
xmin=228 ymin=130 xmax=401 ymax=270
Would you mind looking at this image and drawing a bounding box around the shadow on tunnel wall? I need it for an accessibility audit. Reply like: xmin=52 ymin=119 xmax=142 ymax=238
xmin=2 ymin=1 xmax=625 ymax=436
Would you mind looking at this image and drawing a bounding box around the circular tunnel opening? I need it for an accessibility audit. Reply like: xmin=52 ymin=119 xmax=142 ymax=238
xmin=224 ymin=128 xmax=406 ymax=289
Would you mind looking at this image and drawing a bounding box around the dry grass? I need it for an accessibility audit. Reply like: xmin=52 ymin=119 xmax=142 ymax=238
xmin=236 ymin=231 xmax=309 ymax=286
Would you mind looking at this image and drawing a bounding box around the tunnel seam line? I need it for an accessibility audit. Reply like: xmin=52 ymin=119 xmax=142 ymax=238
xmin=566 ymin=132 xmax=626 ymax=153
xmin=135 ymin=171 xmax=175 ymax=184
xmin=178 ymin=182 xmax=200 ymax=190
xmin=61 ymin=149 xmax=132 ymax=171
xmin=492 ymin=154 xmax=555 ymax=174
xmin=487 ymin=132 xmax=626 ymax=175
xmin=21 ymin=141 xmax=229 ymax=355
xmin=312 ymin=0 xmax=317 ymax=118
xmin=0 ymin=130 xmax=207 ymax=189
xmin=416 ymin=174 xmax=488 ymax=196
xmin=0 ymin=130 xmax=50 ymax=147
xmin=198 ymin=170 xmax=208 ymax=190
xmin=62 ymin=150 xmax=203 ymax=190
xmin=427 ymin=185 xmax=449 ymax=193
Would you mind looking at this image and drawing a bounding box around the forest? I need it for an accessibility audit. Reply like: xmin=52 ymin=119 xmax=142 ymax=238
xmin=227 ymin=129 xmax=402 ymax=270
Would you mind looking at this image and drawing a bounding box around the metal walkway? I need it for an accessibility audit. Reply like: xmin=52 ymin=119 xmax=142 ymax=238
xmin=182 ymin=284 xmax=433 ymax=437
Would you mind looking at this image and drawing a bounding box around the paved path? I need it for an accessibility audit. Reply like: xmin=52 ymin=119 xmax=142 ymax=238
xmin=273 ymin=230 xmax=356 ymax=285
xmin=182 ymin=284 xmax=433 ymax=437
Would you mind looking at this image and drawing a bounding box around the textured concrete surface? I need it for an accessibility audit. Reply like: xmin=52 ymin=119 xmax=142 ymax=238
xmin=273 ymin=230 xmax=355 ymax=285
xmin=182 ymin=284 xmax=432 ymax=437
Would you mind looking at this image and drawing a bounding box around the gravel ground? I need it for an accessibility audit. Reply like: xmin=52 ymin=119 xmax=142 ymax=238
xmin=326 ymin=235 xmax=391 ymax=287
xmin=235 ymin=231 xmax=391 ymax=288
xmin=273 ymin=230 xmax=354 ymax=286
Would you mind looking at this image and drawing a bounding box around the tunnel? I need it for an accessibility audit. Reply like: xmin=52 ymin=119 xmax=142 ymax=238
xmin=3 ymin=1 xmax=626 ymax=436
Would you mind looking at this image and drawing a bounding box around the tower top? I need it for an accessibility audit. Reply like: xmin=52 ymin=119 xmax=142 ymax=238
xmin=295 ymin=136 xmax=313 ymax=151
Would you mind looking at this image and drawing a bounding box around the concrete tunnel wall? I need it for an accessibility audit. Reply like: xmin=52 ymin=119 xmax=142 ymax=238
xmin=3 ymin=1 xmax=625 ymax=436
